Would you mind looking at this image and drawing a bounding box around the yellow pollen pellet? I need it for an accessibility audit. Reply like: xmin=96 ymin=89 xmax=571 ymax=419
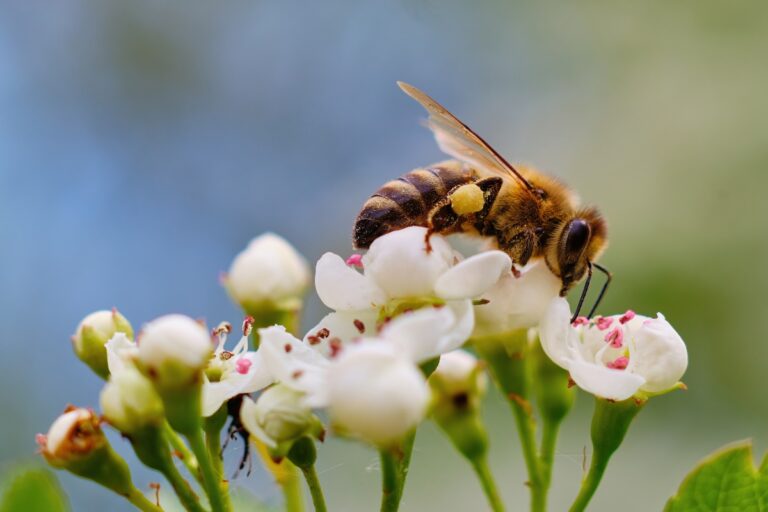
xmin=449 ymin=183 xmax=485 ymax=215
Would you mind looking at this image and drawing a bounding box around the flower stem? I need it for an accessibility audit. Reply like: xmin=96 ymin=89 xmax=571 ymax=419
xmin=299 ymin=464 xmax=327 ymax=512
xmin=379 ymin=449 xmax=401 ymax=512
xmin=569 ymin=397 xmax=644 ymax=512
xmin=470 ymin=456 xmax=505 ymax=512
xmin=538 ymin=420 xmax=559 ymax=493
xmin=158 ymin=458 xmax=208 ymax=512
xmin=187 ymin=429 xmax=227 ymax=512
xmin=125 ymin=487 xmax=163 ymax=512
xmin=164 ymin=422 xmax=202 ymax=484
xmin=475 ymin=333 xmax=544 ymax=512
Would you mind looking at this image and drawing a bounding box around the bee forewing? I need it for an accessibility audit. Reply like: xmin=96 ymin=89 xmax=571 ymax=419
xmin=397 ymin=81 xmax=533 ymax=192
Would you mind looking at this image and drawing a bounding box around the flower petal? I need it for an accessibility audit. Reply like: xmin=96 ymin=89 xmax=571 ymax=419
xmin=259 ymin=326 xmax=329 ymax=395
xmin=568 ymin=360 xmax=646 ymax=400
xmin=538 ymin=298 xmax=578 ymax=369
xmin=105 ymin=333 xmax=137 ymax=375
xmin=381 ymin=306 xmax=455 ymax=362
xmin=363 ymin=227 xmax=454 ymax=298
xmin=304 ymin=310 xmax=378 ymax=357
xmin=315 ymin=253 xmax=386 ymax=310
xmin=434 ymin=251 xmax=511 ymax=299
xmin=239 ymin=396 xmax=277 ymax=448
xmin=630 ymin=315 xmax=688 ymax=393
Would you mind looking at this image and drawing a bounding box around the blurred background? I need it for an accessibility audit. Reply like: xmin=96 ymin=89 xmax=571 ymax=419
xmin=1 ymin=0 xmax=767 ymax=510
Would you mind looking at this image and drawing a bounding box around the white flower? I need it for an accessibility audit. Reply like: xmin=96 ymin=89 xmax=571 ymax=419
xmin=201 ymin=322 xmax=272 ymax=417
xmin=225 ymin=233 xmax=311 ymax=311
xmin=323 ymin=342 xmax=429 ymax=448
xmin=239 ymin=385 xmax=320 ymax=448
xmin=309 ymin=226 xmax=511 ymax=356
xmin=473 ymin=261 xmax=561 ymax=337
xmin=539 ymin=298 xmax=688 ymax=400
xmin=72 ymin=309 xmax=133 ymax=378
xmin=100 ymin=366 xmax=164 ymax=434
xmin=430 ymin=349 xmax=487 ymax=398
xmin=137 ymin=315 xmax=214 ymax=389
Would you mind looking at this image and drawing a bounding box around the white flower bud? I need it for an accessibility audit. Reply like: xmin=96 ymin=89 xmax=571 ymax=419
xmin=430 ymin=350 xmax=487 ymax=399
xmin=137 ymin=314 xmax=213 ymax=389
xmin=100 ymin=367 xmax=164 ymax=434
xmin=38 ymin=408 xmax=106 ymax=467
xmin=72 ymin=310 xmax=133 ymax=379
xmin=226 ymin=233 xmax=310 ymax=311
xmin=240 ymin=385 xmax=318 ymax=448
xmin=326 ymin=342 xmax=429 ymax=448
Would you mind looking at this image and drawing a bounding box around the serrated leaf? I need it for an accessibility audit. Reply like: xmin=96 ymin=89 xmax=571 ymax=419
xmin=665 ymin=440 xmax=768 ymax=512
xmin=0 ymin=467 xmax=69 ymax=512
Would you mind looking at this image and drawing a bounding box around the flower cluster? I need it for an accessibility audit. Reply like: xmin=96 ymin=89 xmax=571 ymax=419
xmin=39 ymin=227 xmax=689 ymax=512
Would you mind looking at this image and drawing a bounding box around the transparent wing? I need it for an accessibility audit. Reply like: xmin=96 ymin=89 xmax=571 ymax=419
xmin=398 ymin=81 xmax=533 ymax=191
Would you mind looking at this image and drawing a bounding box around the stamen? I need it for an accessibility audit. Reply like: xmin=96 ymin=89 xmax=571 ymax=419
xmin=284 ymin=343 xmax=293 ymax=353
xmin=619 ymin=310 xmax=636 ymax=324
xmin=571 ymin=316 xmax=589 ymax=326
xmin=317 ymin=328 xmax=330 ymax=339
xmin=606 ymin=356 xmax=629 ymax=370
xmin=604 ymin=327 xmax=624 ymax=348
xmin=307 ymin=335 xmax=321 ymax=345
xmin=346 ymin=254 xmax=364 ymax=268
xmin=235 ymin=358 xmax=252 ymax=375
xmin=292 ymin=370 xmax=304 ymax=379
xmin=242 ymin=316 xmax=255 ymax=336
xmin=329 ymin=338 xmax=342 ymax=358
xmin=353 ymin=319 xmax=365 ymax=334
xmin=595 ymin=316 xmax=613 ymax=330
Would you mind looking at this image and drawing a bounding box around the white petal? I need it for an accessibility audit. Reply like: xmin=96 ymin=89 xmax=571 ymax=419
xmin=434 ymin=251 xmax=511 ymax=299
xmin=202 ymin=377 xmax=244 ymax=417
xmin=538 ymin=298 xmax=578 ymax=369
xmin=474 ymin=261 xmax=561 ymax=336
xmin=259 ymin=326 xmax=329 ymax=395
xmin=304 ymin=310 xmax=378 ymax=357
xmin=238 ymin=352 xmax=274 ymax=394
xmin=568 ymin=360 xmax=646 ymax=401
xmin=315 ymin=253 xmax=386 ymax=310
xmin=105 ymin=333 xmax=137 ymax=375
xmin=363 ymin=227 xmax=454 ymax=298
xmin=631 ymin=316 xmax=688 ymax=392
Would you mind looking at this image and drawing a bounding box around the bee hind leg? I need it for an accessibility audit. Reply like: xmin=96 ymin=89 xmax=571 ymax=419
xmin=425 ymin=198 xmax=461 ymax=253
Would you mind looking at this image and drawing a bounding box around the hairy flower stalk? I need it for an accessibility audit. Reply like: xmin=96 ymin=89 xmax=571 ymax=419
xmin=539 ymin=298 xmax=688 ymax=510
xmin=37 ymin=407 xmax=162 ymax=512
xmin=429 ymin=350 xmax=504 ymax=512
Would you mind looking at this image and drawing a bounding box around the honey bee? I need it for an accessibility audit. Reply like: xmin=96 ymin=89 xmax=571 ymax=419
xmin=353 ymin=82 xmax=611 ymax=319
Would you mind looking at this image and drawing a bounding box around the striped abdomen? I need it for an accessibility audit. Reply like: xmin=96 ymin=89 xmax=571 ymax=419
xmin=353 ymin=161 xmax=475 ymax=249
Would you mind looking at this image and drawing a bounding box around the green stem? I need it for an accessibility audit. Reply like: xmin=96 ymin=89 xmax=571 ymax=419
xmin=164 ymin=422 xmax=202 ymax=484
xmin=379 ymin=450 xmax=401 ymax=512
xmin=281 ymin=462 xmax=304 ymax=512
xmin=158 ymin=458 xmax=208 ymax=512
xmin=187 ymin=429 xmax=227 ymax=512
xmin=538 ymin=420 xmax=559 ymax=494
xmin=475 ymin=335 xmax=544 ymax=512
xmin=470 ymin=457 xmax=505 ymax=512
xmin=299 ymin=465 xmax=327 ymax=512
xmin=569 ymin=397 xmax=644 ymax=512
xmin=126 ymin=487 xmax=163 ymax=512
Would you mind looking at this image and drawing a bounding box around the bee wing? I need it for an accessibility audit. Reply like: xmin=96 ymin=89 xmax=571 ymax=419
xmin=398 ymin=81 xmax=533 ymax=192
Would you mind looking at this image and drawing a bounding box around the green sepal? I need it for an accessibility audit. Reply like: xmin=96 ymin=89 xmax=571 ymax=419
xmin=531 ymin=340 xmax=575 ymax=425
xmin=62 ymin=444 xmax=135 ymax=497
xmin=433 ymin=409 xmax=489 ymax=461
xmin=286 ymin=436 xmax=317 ymax=470
xmin=159 ymin=382 xmax=203 ymax=437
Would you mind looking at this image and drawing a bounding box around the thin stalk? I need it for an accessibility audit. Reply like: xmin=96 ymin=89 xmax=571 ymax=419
xmin=379 ymin=450 xmax=401 ymax=512
xmin=299 ymin=465 xmax=327 ymax=512
xmin=539 ymin=420 xmax=559 ymax=493
xmin=470 ymin=457 xmax=505 ymax=512
xmin=158 ymin=458 xmax=208 ymax=512
xmin=125 ymin=487 xmax=163 ymax=512
xmin=164 ymin=422 xmax=202 ymax=484
xmin=187 ymin=429 xmax=227 ymax=512
xmin=476 ymin=337 xmax=545 ymax=512
xmin=569 ymin=453 xmax=608 ymax=512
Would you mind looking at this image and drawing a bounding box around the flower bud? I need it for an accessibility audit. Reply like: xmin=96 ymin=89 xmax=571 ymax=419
xmin=37 ymin=407 xmax=135 ymax=497
xmin=72 ymin=310 xmax=133 ymax=379
xmin=326 ymin=342 xmax=429 ymax=448
xmin=137 ymin=314 xmax=213 ymax=390
xmin=240 ymin=385 xmax=322 ymax=454
xmin=225 ymin=233 xmax=311 ymax=313
xmin=100 ymin=366 xmax=164 ymax=434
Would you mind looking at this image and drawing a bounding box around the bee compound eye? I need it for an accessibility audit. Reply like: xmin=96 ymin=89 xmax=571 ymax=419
xmin=565 ymin=219 xmax=590 ymax=253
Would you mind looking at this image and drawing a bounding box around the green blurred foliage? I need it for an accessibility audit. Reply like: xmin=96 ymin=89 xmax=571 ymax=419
xmin=0 ymin=467 xmax=69 ymax=512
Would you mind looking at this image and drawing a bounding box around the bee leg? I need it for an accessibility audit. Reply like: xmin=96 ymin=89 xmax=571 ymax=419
xmin=425 ymin=198 xmax=460 ymax=253
xmin=473 ymin=177 xmax=503 ymax=221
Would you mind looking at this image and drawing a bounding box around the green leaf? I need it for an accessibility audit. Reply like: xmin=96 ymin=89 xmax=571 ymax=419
xmin=665 ymin=440 xmax=768 ymax=512
xmin=0 ymin=467 xmax=69 ymax=512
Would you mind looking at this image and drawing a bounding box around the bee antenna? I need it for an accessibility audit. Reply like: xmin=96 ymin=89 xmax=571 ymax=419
xmin=570 ymin=262 xmax=593 ymax=323
xmin=587 ymin=263 xmax=613 ymax=318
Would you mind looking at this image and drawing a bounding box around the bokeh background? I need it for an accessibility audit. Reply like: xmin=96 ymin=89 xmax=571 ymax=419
xmin=2 ymin=1 xmax=767 ymax=510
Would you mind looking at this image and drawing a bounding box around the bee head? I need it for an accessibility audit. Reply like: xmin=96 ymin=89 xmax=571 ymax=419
xmin=546 ymin=208 xmax=607 ymax=295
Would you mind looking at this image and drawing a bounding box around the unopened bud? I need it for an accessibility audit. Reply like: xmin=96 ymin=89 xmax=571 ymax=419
xmin=72 ymin=310 xmax=133 ymax=379
xmin=100 ymin=367 xmax=164 ymax=434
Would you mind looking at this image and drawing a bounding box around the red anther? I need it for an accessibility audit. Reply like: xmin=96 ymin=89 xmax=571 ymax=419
xmin=329 ymin=338 xmax=342 ymax=358
xmin=242 ymin=316 xmax=255 ymax=336
xmin=604 ymin=327 xmax=624 ymax=348
xmin=606 ymin=356 xmax=629 ymax=370
xmin=292 ymin=370 xmax=304 ymax=379
xmin=572 ymin=316 xmax=589 ymax=326
xmin=353 ymin=319 xmax=365 ymax=334
xmin=284 ymin=343 xmax=293 ymax=353
xmin=317 ymin=328 xmax=330 ymax=338
xmin=619 ymin=310 xmax=636 ymax=324
xmin=307 ymin=335 xmax=321 ymax=345
xmin=596 ymin=316 xmax=613 ymax=330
